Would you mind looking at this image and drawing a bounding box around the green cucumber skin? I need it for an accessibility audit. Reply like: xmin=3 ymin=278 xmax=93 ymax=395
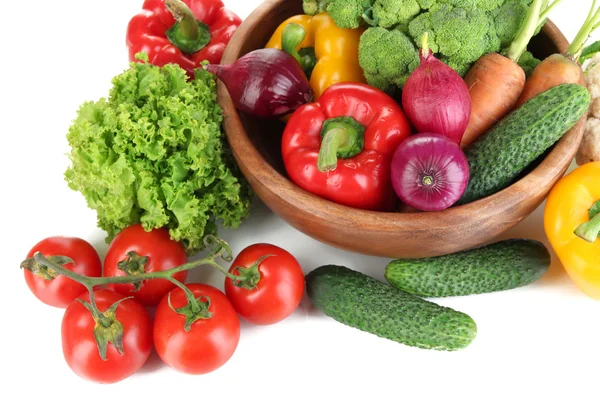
xmin=305 ymin=265 xmax=477 ymax=351
xmin=459 ymin=83 xmax=590 ymax=204
xmin=385 ymin=239 xmax=551 ymax=298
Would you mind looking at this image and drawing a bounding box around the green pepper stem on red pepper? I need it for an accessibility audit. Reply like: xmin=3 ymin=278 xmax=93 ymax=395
xmin=126 ymin=0 xmax=241 ymax=77
xmin=317 ymin=117 xmax=365 ymax=172
xmin=281 ymin=82 xmax=413 ymax=211
xmin=164 ymin=0 xmax=211 ymax=54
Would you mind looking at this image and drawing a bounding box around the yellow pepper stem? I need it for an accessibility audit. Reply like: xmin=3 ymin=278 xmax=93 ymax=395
xmin=574 ymin=200 xmax=600 ymax=243
xmin=282 ymin=23 xmax=317 ymax=79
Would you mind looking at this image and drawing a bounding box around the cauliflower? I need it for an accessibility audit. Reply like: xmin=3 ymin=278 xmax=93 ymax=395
xmin=577 ymin=119 xmax=600 ymax=165
xmin=577 ymin=52 xmax=600 ymax=165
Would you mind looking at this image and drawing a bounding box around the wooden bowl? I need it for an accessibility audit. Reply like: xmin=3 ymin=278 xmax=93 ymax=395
xmin=217 ymin=0 xmax=586 ymax=258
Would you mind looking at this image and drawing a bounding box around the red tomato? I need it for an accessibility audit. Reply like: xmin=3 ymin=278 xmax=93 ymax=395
xmin=225 ymin=243 xmax=305 ymax=325
xmin=153 ymin=283 xmax=240 ymax=375
xmin=62 ymin=289 xmax=153 ymax=384
xmin=24 ymin=237 xmax=102 ymax=308
xmin=104 ymin=224 xmax=188 ymax=307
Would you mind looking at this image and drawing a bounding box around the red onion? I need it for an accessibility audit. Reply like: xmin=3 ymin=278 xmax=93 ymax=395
xmin=391 ymin=132 xmax=469 ymax=212
xmin=401 ymin=33 xmax=471 ymax=144
xmin=204 ymin=48 xmax=314 ymax=119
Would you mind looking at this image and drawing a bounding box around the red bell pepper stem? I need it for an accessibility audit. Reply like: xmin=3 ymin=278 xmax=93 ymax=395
xmin=575 ymin=199 xmax=600 ymax=243
xmin=165 ymin=0 xmax=199 ymax=40
xmin=165 ymin=0 xmax=211 ymax=54
xmin=317 ymin=116 xmax=365 ymax=172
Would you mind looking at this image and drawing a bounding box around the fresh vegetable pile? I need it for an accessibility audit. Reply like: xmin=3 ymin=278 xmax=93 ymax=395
xmin=20 ymin=0 xmax=600 ymax=386
xmin=302 ymin=0 xmax=554 ymax=93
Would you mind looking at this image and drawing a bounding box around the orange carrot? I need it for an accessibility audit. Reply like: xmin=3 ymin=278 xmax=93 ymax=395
xmin=461 ymin=54 xmax=525 ymax=148
xmin=460 ymin=0 xmax=561 ymax=149
xmin=515 ymin=1 xmax=600 ymax=107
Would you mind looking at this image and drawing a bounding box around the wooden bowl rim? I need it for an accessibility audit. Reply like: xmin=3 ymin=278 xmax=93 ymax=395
xmin=219 ymin=0 xmax=584 ymax=231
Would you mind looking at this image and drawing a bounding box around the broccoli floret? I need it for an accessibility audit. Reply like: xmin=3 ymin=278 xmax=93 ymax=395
xmin=435 ymin=0 xmax=504 ymax=11
xmin=417 ymin=0 xmax=439 ymax=9
xmin=517 ymin=50 xmax=541 ymax=76
xmin=322 ymin=0 xmax=375 ymax=29
xmin=492 ymin=0 xmax=534 ymax=47
xmin=372 ymin=1 xmax=421 ymax=28
xmin=408 ymin=4 xmax=501 ymax=74
xmin=303 ymin=0 xmax=331 ymax=15
xmin=313 ymin=0 xmax=429 ymax=29
xmin=358 ymin=27 xmax=420 ymax=92
xmin=441 ymin=57 xmax=472 ymax=76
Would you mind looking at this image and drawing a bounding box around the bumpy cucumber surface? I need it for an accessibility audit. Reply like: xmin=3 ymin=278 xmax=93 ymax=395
xmin=305 ymin=265 xmax=477 ymax=351
xmin=385 ymin=239 xmax=551 ymax=298
xmin=459 ymin=83 xmax=590 ymax=204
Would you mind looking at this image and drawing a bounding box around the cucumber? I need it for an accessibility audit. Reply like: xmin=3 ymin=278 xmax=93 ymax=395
xmin=385 ymin=239 xmax=551 ymax=298
xmin=305 ymin=265 xmax=477 ymax=351
xmin=459 ymin=83 xmax=590 ymax=204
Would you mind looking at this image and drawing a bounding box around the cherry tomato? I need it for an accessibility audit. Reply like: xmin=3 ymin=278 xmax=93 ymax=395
xmin=225 ymin=243 xmax=305 ymax=325
xmin=24 ymin=236 xmax=102 ymax=308
xmin=104 ymin=224 xmax=188 ymax=307
xmin=153 ymin=283 xmax=240 ymax=375
xmin=62 ymin=289 xmax=153 ymax=384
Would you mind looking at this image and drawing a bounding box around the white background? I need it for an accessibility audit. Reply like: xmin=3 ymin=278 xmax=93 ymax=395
xmin=2 ymin=1 xmax=599 ymax=398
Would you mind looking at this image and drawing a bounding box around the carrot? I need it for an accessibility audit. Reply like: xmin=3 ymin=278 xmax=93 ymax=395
xmin=460 ymin=0 xmax=562 ymax=149
xmin=515 ymin=0 xmax=600 ymax=108
xmin=461 ymin=54 xmax=526 ymax=148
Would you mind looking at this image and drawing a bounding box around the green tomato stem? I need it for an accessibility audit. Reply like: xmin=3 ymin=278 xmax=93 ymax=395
xmin=165 ymin=276 xmax=200 ymax=312
xmin=81 ymin=286 xmax=113 ymax=328
xmin=230 ymin=254 xmax=274 ymax=290
xmin=205 ymin=259 xmax=240 ymax=281
xmin=165 ymin=277 xmax=213 ymax=331
xmin=32 ymin=236 xmax=234 ymax=288
xmin=29 ymin=235 xmax=242 ymax=337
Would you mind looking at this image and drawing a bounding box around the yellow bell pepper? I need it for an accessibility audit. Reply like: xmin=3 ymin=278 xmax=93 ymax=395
xmin=265 ymin=13 xmax=365 ymax=100
xmin=545 ymin=161 xmax=600 ymax=299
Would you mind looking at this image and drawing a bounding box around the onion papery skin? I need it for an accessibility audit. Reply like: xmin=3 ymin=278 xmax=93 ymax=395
xmin=402 ymin=50 xmax=471 ymax=144
xmin=205 ymin=48 xmax=314 ymax=119
xmin=391 ymin=132 xmax=470 ymax=212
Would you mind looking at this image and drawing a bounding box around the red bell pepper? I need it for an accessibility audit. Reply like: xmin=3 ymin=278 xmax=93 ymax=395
xmin=281 ymin=83 xmax=413 ymax=211
xmin=126 ymin=0 xmax=241 ymax=77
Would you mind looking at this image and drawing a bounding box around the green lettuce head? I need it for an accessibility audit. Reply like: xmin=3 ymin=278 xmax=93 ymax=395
xmin=65 ymin=54 xmax=252 ymax=254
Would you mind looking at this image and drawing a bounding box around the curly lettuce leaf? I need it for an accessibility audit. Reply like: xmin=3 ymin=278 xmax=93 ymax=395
xmin=65 ymin=56 xmax=252 ymax=253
